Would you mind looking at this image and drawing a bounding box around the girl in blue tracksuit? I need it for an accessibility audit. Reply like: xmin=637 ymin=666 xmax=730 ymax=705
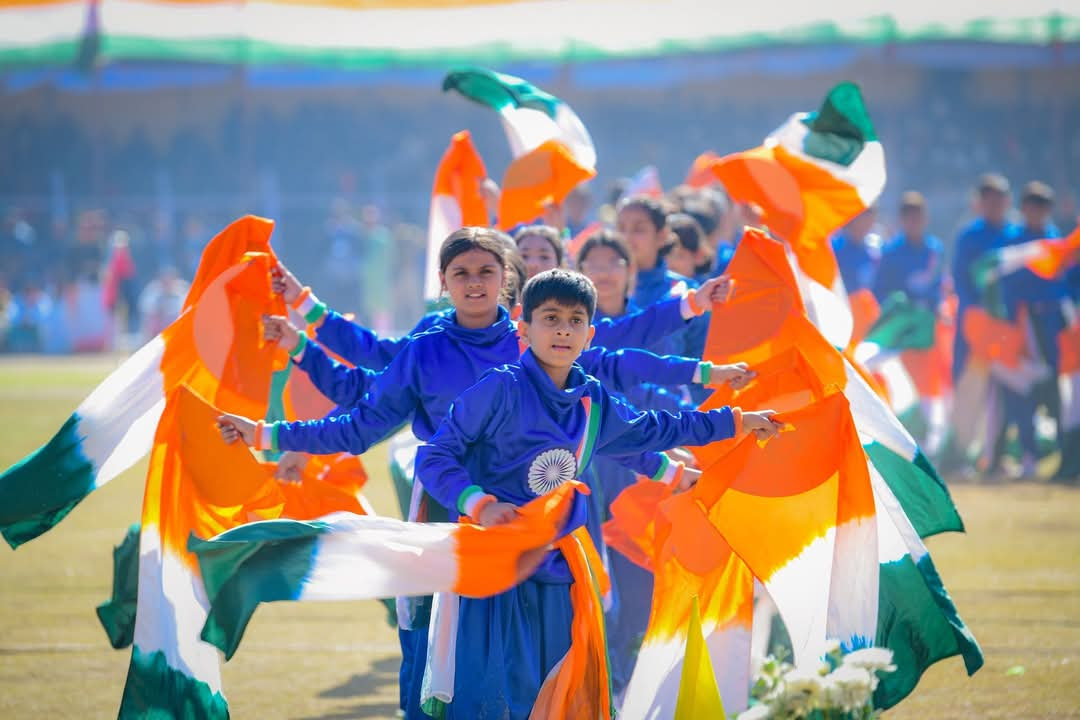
xmin=616 ymin=194 xmax=710 ymax=365
xmin=224 ymin=228 xmax=741 ymax=718
xmin=413 ymin=269 xmax=780 ymax=719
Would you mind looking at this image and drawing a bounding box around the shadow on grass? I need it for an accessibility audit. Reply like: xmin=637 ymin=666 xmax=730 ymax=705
xmin=316 ymin=656 xmax=399 ymax=700
xmin=295 ymin=702 xmax=400 ymax=720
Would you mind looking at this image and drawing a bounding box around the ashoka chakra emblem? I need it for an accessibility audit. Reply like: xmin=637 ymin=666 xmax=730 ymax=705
xmin=527 ymin=448 xmax=578 ymax=496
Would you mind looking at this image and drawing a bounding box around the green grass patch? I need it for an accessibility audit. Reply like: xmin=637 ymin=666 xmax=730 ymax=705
xmin=1 ymin=355 xmax=1078 ymax=718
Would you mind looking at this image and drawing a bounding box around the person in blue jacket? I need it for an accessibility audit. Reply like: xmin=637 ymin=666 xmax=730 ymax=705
xmin=875 ymin=191 xmax=944 ymax=308
xmin=999 ymin=181 xmax=1070 ymax=477
xmin=411 ymin=269 xmax=781 ymax=719
xmin=831 ymin=205 xmax=881 ymax=296
xmin=617 ymin=195 xmax=707 ymax=357
xmin=951 ymin=173 xmax=1014 ymax=381
xmin=221 ymin=227 xmax=745 ymax=718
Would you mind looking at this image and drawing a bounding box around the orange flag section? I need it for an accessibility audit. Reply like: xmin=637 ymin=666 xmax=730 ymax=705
xmin=602 ymin=478 xmax=673 ymax=571
xmin=693 ymin=395 xmax=874 ymax=578
xmin=647 ymin=491 xmax=755 ymax=641
xmin=182 ymin=215 xmax=278 ymax=312
xmin=530 ymin=527 xmax=613 ymax=720
xmin=704 ymin=228 xmax=806 ymax=367
xmin=148 ymin=387 xmax=369 ymax=570
xmin=848 ymin=288 xmax=881 ymax=350
xmin=498 ymin=139 xmax=595 ymax=230
xmin=435 ymin=130 xmax=490 ymax=227
xmin=708 ymin=145 xmax=862 ymax=289
xmin=962 ymin=306 xmax=1027 ymax=369
xmin=1027 ymin=227 xmax=1080 ymax=279
xmin=684 ymin=150 xmax=722 ymax=188
xmin=158 ymin=216 xmax=289 ymax=422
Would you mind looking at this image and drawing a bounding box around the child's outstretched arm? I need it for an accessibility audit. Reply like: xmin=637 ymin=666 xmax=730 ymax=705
xmin=594 ymin=384 xmax=782 ymax=457
xmin=590 ymin=275 xmax=732 ymax=352
xmin=218 ymin=343 xmax=424 ymax=456
xmin=264 ymin=315 xmax=377 ymax=408
xmin=272 ymin=261 xmax=420 ymax=370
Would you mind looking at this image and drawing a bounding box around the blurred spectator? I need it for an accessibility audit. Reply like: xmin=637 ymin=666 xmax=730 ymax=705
xmin=137 ymin=266 xmax=189 ymax=340
xmin=322 ymin=198 xmax=362 ymax=313
xmin=832 ymin=206 xmax=882 ymax=294
xmin=564 ymin=184 xmax=593 ymax=237
xmin=359 ymin=204 xmax=394 ymax=333
xmin=103 ymin=230 xmax=139 ymax=339
xmin=5 ymin=275 xmax=54 ymax=353
xmin=875 ymin=191 xmax=944 ymax=308
xmin=65 ymin=258 xmax=108 ymax=353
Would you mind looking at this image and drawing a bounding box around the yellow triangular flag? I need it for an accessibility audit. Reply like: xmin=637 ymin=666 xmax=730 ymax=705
xmin=674 ymin=595 xmax=727 ymax=719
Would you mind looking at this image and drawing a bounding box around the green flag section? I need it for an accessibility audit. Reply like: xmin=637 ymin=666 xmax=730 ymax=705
xmin=674 ymin=597 xmax=727 ymax=720
xmin=119 ymin=647 xmax=229 ymax=720
xmin=443 ymin=67 xmax=596 ymax=168
xmin=869 ymin=465 xmax=984 ymax=709
xmin=98 ymin=524 xmax=142 ymax=650
xmin=864 ymin=294 xmax=938 ymax=351
xmin=0 ymin=337 xmax=167 ymax=548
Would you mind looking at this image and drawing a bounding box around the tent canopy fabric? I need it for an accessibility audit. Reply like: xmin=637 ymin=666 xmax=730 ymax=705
xmin=1 ymin=0 xmax=1078 ymax=71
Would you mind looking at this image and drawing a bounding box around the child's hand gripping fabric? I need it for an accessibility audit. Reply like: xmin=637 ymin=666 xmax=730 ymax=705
xmin=476 ymin=500 xmax=518 ymax=528
xmin=741 ymin=410 xmax=783 ymax=442
xmin=263 ymin=314 xmax=305 ymax=357
xmin=274 ymin=451 xmax=309 ymax=484
xmin=270 ymin=262 xmax=304 ymax=304
xmin=217 ymin=414 xmax=258 ymax=447
xmin=710 ymin=362 xmax=756 ymax=390
xmin=685 ymin=274 xmax=734 ymax=315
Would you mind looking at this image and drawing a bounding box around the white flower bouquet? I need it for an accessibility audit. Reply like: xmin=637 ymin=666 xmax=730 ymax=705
xmin=738 ymin=643 xmax=897 ymax=719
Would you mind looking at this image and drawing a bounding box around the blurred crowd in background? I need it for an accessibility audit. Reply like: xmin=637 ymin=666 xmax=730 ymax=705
xmin=1 ymin=65 xmax=1077 ymax=354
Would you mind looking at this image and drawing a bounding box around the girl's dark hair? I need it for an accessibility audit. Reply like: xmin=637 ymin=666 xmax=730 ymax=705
xmin=521 ymin=269 xmax=597 ymax=322
xmin=666 ymin=213 xmax=705 ymax=254
xmin=502 ymin=247 xmax=528 ymax=307
xmin=576 ymin=228 xmax=632 ymax=268
xmin=513 ymin=224 xmax=565 ymax=267
xmin=439 ymin=227 xmax=511 ymax=274
xmin=616 ymin=194 xmax=667 ymax=231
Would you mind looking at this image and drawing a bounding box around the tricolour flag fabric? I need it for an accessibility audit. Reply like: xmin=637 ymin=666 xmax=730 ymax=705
xmin=707 ymin=82 xmax=886 ymax=293
xmin=119 ymin=238 xmax=288 ymax=718
xmin=425 ymin=129 xmax=490 ymax=301
xmin=0 ymin=215 xmax=281 ymax=549
xmin=190 ymin=482 xmax=586 ymax=660
xmin=707 ymin=230 xmax=963 ymax=538
xmin=443 ymin=67 xmax=596 ymax=229
xmin=973 ymin=225 xmax=1080 ymax=287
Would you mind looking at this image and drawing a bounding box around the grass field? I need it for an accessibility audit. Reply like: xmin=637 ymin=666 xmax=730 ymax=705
xmin=1 ymin=355 xmax=1078 ymax=719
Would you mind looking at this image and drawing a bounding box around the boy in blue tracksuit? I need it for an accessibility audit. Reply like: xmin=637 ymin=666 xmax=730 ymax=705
xmin=999 ymin=182 xmax=1070 ymax=476
xmin=412 ymin=269 xmax=781 ymax=719
xmin=875 ymin=191 xmax=944 ymax=308
xmin=831 ymin=205 xmax=881 ymax=297
xmin=951 ymin=174 xmax=1015 ymax=380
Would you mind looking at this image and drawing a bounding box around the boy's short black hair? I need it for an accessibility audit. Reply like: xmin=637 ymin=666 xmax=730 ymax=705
xmin=521 ymin=269 xmax=597 ymax=322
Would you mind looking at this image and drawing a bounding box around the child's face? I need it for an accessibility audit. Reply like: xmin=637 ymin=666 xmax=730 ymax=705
xmin=665 ymin=243 xmax=697 ymax=279
xmin=616 ymin=206 xmax=664 ymax=270
xmin=519 ymin=300 xmax=595 ymax=373
xmin=440 ymin=248 xmax=504 ymax=324
xmin=518 ymin=234 xmax=559 ymax=279
xmin=579 ymin=246 xmax=629 ymax=304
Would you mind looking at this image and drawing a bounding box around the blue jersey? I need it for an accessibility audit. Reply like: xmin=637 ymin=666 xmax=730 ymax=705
xmin=951 ymin=218 xmax=1011 ymax=311
xmin=831 ymin=232 xmax=880 ymax=294
xmin=1001 ymin=223 xmax=1069 ymax=314
xmin=415 ymin=348 xmax=737 ymax=583
xmin=874 ymin=233 xmax=944 ymax=307
xmin=633 ymin=262 xmax=707 ymax=359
